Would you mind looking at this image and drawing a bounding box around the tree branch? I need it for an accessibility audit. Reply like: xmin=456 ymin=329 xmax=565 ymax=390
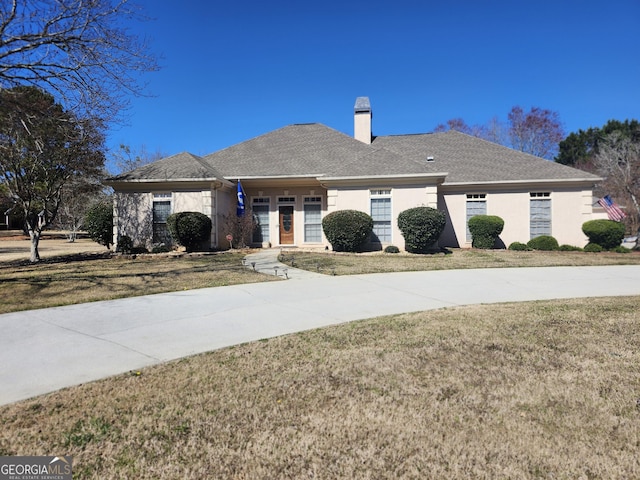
xmin=0 ymin=0 xmax=158 ymax=122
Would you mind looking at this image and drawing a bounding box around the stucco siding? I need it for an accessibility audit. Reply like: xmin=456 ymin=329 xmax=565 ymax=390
xmin=327 ymin=184 xmax=439 ymax=250
xmin=114 ymin=182 xmax=602 ymax=253
xmin=172 ymin=191 xmax=205 ymax=213
xmin=113 ymin=186 xmax=230 ymax=250
xmin=113 ymin=192 xmax=153 ymax=249
xmin=440 ymin=186 xmax=601 ymax=249
xmin=488 ymin=191 xmax=530 ymax=247
xmin=439 ymin=193 xmax=466 ymax=248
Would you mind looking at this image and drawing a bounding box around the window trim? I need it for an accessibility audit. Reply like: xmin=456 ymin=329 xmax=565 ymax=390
xmin=252 ymin=197 xmax=270 ymax=244
xmin=530 ymin=192 xmax=552 ymax=239
xmin=303 ymin=198 xmax=322 ymax=243
xmin=152 ymin=192 xmax=172 ymax=245
xmin=370 ymin=189 xmax=392 ymax=243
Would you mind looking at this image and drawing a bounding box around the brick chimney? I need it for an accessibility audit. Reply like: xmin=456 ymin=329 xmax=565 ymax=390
xmin=354 ymin=97 xmax=372 ymax=144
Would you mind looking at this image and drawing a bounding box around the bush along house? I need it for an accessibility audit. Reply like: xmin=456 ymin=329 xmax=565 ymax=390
xmin=106 ymin=97 xmax=604 ymax=251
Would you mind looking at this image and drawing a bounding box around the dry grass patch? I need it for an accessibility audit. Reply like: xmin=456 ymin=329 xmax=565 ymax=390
xmin=1 ymin=297 xmax=639 ymax=478
xmin=280 ymin=248 xmax=640 ymax=275
xmin=0 ymin=252 xmax=278 ymax=314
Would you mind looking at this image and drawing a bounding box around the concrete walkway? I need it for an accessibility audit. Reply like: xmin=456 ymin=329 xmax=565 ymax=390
xmin=1 ymin=259 xmax=639 ymax=406
xmin=242 ymin=249 xmax=324 ymax=280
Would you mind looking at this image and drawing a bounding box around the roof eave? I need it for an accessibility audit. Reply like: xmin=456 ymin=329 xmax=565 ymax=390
xmin=227 ymin=174 xmax=323 ymax=180
xmin=105 ymin=177 xmax=234 ymax=186
xmin=443 ymin=177 xmax=602 ymax=187
xmin=321 ymin=172 xmax=449 ymax=181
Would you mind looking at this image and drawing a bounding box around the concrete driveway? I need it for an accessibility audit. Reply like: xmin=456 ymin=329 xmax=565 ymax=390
xmin=1 ymin=264 xmax=639 ymax=406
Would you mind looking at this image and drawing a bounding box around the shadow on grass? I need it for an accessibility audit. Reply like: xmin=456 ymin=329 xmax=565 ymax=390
xmin=0 ymin=252 xmax=267 ymax=314
xmin=0 ymin=251 xmax=113 ymax=268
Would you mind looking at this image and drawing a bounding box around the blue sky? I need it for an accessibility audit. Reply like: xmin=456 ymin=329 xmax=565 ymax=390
xmin=108 ymin=0 xmax=640 ymax=170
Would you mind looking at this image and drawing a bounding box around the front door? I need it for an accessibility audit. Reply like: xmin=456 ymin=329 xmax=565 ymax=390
xmin=279 ymin=206 xmax=294 ymax=244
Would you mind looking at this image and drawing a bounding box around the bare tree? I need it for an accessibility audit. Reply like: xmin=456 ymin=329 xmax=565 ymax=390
xmin=434 ymin=118 xmax=473 ymax=134
xmin=110 ymin=143 xmax=165 ymax=174
xmin=593 ymin=131 xmax=640 ymax=243
xmin=481 ymin=116 xmax=507 ymax=145
xmin=434 ymin=107 xmax=564 ymax=160
xmin=222 ymin=210 xmax=256 ymax=249
xmin=54 ymin=172 xmax=107 ymax=241
xmin=434 ymin=117 xmax=495 ymax=141
xmin=507 ymin=106 xmax=564 ymax=160
xmin=0 ymin=0 xmax=158 ymax=121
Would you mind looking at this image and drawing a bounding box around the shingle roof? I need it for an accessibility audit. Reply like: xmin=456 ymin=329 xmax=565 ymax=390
xmin=109 ymin=124 xmax=600 ymax=184
xmin=108 ymin=152 xmax=226 ymax=182
xmin=202 ymin=123 xmax=432 ymax=178
xmin=374 ymin=130 xmax=600 ymax=184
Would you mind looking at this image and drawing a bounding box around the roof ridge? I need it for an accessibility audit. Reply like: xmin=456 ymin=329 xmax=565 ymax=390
xmin=185 ymin=152 xmax=223 ymax=175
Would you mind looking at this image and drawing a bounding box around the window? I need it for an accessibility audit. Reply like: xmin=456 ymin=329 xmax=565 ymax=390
xmin=277 ymin=196 xmax=295 ymax=204
xmin=304 ymin=197 xmax=322 ymax=242
xmin=530 ymin=192 xmax=551 ymax=238
xmin=466 ymin=194 xmax=487 ymax=242
xmin=152 ymin=193 xmax=172 ymax=244
xmin=370 ymin=189 xmax=392 ymax=242
xmin=252 ymin=198 xmax=270 ymax=243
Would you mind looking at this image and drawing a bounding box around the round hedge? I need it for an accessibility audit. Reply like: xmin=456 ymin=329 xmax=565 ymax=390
xmin=116 ymin=235 xmax=133 ymax=254
xmin=508 ymin=241 xmax=529 ymax=251
xmin=581 ymin=219 xmax=625 ymax=250
xmin=397 ymin=207 xmax=445 ymax=253
xmin=167 ymin=211 xmax=212 ymax=252
xmin=322 ymin=210 xmax=373 ymax=252
xmin=558 ymin=244 xmax=583 ymax=252
xmin=527 ymin=235 xmax=559 ymax=251
xmin=584 ymin=243 xmax=603 ymax=253
xmin=468 ymin=215 xmax=504 ymax=249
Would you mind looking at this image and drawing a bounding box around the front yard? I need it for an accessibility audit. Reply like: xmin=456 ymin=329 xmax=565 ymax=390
xmin=2 ymin=247 xmax=640 ymax=314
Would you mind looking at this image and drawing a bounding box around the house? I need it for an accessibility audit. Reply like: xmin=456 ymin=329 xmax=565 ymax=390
xmin=107 ymin=97 xmax=603 ymax=251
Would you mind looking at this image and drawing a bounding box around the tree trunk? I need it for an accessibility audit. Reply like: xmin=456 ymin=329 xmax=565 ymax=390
xmin=29 ymin=229 xmax=41 ymax=263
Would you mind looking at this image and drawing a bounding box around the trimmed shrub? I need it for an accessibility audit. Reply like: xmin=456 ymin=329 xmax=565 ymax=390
xmin=322 ymin=210 xmax=373 ymax=252
xmin=84 ymin=201 xmax=113 ymax=249
xmin=397 ymin=207 xmax=446 ymax=253
xmin=384 ymin=245 xmax=400 ymax=254
xmin=468 ymin=215 xmax=504 ymax=249
xmin=508 ymin=241 xmax=529 ymax=251
xmin=167 ymin=211 xmax=212 ymax=252
xmin=582 ymin=219 xmax=625 ymax=250
xmin=527 ymin=235 xmax=559 ymax=251
xmin=612 ymin=245 xmax=631 ymax=254
xmin=558 ymin=244 xmax=583 ymax=252
xmin=116 ymin=235 xmax=133 ymax=254
xmin=584 ymin=242 xmax=603 ymax=253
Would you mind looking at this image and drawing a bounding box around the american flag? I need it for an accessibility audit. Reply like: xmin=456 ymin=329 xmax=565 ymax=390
xmin=597 ymin=195 xmax=626 ymax=221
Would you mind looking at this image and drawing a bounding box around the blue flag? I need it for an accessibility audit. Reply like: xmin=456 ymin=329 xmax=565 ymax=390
xmin=236 ymin=180 xmax=246 ymax=216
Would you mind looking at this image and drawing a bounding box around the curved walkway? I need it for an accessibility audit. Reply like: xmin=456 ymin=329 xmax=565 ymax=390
xmin=1 ymin=256 xmax=639 ymax=406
